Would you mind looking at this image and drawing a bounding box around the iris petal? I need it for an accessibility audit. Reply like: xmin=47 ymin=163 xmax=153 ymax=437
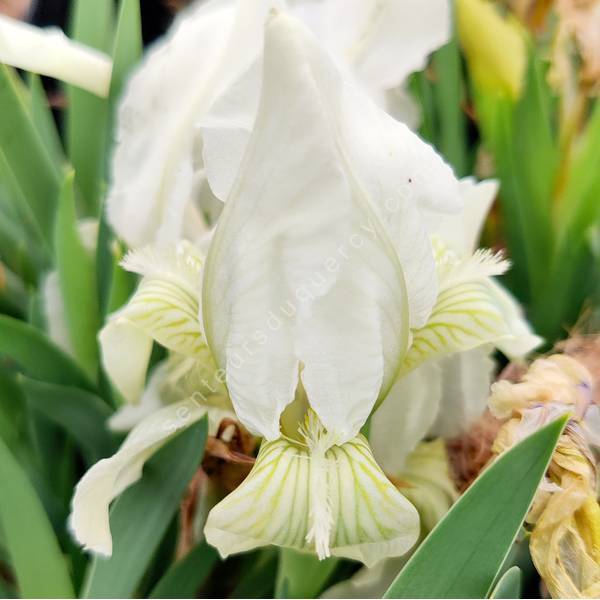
xmin=204 ymin=434 xmax=419 ymax=567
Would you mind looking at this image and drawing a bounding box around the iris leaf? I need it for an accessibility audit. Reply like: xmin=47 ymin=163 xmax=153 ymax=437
xmin=0 ymin=148 xmax=48 ymax=274
xmin=149 ymin=541 xmax=218 ymax=599
xmin=19 ymin=376 xmax=115 ymax=465
xmin=384 ymin=416 xmax=567 ymax=598
xmin=83 ymin=417 xmax=208 ymax=599
xmin=275 ymin=549 xmax=339 ymax=599
xmin=231 ymin=549 xmax=279 ymax=599
xmin=0 ymin=65 xmax=60 ymax=246
xmin=96 ymin=207 xmax=136 ymax=320
xmin=66 ymin=0 xmax=113 ymax=215
xmin=0 ymin=315 xmax=94 ymax=390
xmin=0 ymin=434 xmax=74 ymax=598
xmin=55 ymin=171 xmax=101 ymax=378
xmin=110 ymin=0 xmax=142 ymax=107
xmin=28 ymin=73 xmax=65 ymax=171
xmin=432 ymin=39 xmax=468 ymax=177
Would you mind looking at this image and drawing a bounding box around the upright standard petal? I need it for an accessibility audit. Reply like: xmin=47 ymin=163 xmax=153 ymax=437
xmin=0 ymin=15 xmax=111 ymax=96
xmin=292 ymin=0 xmax=451 ymax=92
xmin=107 ymin=0 xmax=274 ymax=247
xmin=201 ymin=1 xmax=452 ymax=204
xmin=203 ymin=13 xmax=460 ymax=442
xmin=111 ymin=0 xmax=451 ymax=247
xmin=352 ymin=0 xmax=450 ymax=91
xmin=200 ymin=60 xmax=262 ymax=202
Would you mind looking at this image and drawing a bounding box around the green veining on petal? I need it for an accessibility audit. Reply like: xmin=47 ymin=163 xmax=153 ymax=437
xmin=204 ymin=433 xmax=419 ymax=567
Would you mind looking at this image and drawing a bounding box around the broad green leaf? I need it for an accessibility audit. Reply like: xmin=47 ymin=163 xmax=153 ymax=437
xmin=558 ymin=98 xmax=600 ymax=236
xmin=490 ymin=566 xmax=522 ymax=599
xmin=55 ymin=171 xmax=101 ymax=378
xmin=529 ymin=235 xmax=595 ymax=343
xmin=95 ymin=204 xmax=115 ymax=318
xmin=231 ymin=549 xmax=279 ymax=599
xmin=531 ymin=100 xmax=600 ymax=341
xmin=19 ymin=377 xmax=115 ymax=465
xmin=498 ymin=53 xmax=556 ymax=330
xmin=0 ymin=315 xmax=94 ymax=390
xmin=384 ymin=417 xmax=567 ymax=599
xmin=0 ymin=434 xmax=74 ymax=598
xmin=0 ymin=370 xmax=28 ymax=460
xmin=66 ymin=0 xmax=113 ymax=215
xmin=475 ymin=53 xmax=557 ymax=308
xmin=0 ymin=576 xmax=16 ymax=598
xmin=475 ymin=92 xmax=530 ymax=301
xmin=512 ymin=52 xmax=556 ymax=237
xmin=83 ymin=418 xmax=208 ymax=599
xmin=275 ymin=549 xmax=339 ymax=599
xmin=28 ymin=73 xmax=65 ymax=171
xmin=149 ymin=541 xmax=218 ymax=599
xmin=25 ymin=411 xmax=73 ymax=531
xmin=0 ymin=262 xmax=26 ymax=317
xmin=110 ymin=0 xmax=142 ymax=107
xmin=0 ymin=148 xmax=49 ymax=274
xmin=432 ymin=39 xmax=468 ymax=177
xmin=0 ymin=65 xmax=60 ymax=245
xmin=0 ymin=204 xmax=41 ymax=285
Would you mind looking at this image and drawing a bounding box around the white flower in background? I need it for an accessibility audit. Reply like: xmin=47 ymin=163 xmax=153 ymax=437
xmin=0 ymin=14 xmax=111 ymax=96
xmin=107 ymin=0 xmax=450 ymax=247
xmin=369 ymin=178 xmax=543 ymax=474
xmin=70 ymin=241 xmax=234 ymax=555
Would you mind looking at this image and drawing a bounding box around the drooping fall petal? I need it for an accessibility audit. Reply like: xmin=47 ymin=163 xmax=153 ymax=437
xmin=204 ymin=434 xmax=419 ymax=567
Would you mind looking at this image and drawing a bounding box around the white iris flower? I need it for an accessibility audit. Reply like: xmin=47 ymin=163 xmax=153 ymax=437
xmin=70 ymin=10 xmax=540 ymax=568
